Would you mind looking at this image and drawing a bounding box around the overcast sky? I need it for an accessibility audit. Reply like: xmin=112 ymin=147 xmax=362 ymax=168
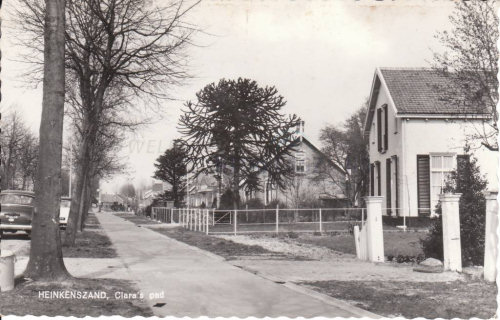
xmin=1 ymin=0 xmax=456 ymax=193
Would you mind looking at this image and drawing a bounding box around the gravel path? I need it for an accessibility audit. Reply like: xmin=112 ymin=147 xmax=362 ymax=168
xmin=215 ymin=234 xmax=463 ymax=283
xmin=214 ymin=234 xmax=354 ymax=261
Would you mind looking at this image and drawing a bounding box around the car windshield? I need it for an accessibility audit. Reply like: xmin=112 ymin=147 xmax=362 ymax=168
xmin=0 ymin=194 xmax=34 ymax=205
xmin=61 ymin=200 xmax=71 ymax=208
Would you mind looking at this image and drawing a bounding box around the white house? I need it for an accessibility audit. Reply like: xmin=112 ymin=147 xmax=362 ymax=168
xmin=364 ymin=68 xmax=497 ymax=217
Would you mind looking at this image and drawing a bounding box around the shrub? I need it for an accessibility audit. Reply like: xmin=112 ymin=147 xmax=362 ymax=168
xmin=243 ymin=198 xmax=265 ymax=209
xmin=421 ymin=147 xmax=488 ymax=266
xmin=287 ymin=231 xmax=299 ymax=239
xmin=219 ymin=189 xmax=236 ymax=209
xmin=266 ymin=199 xmax=287 ymax=209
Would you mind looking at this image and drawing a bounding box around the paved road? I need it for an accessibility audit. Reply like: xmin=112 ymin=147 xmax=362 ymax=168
xmin=97 ymin=212 xmax=366 ymax=318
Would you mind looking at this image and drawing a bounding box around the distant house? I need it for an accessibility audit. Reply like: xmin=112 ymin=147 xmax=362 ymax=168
xmin=244 ymin=122 xmax=347 ymax=208
xmin=364 ymin=68 xmax=497 ymax=217
xmin=100 ymin=193 xmax=126 ymax=210
xmin=140 ymin=181 xmax=172 ymax=208
xmin=187 ymin=122 xmax=347 ymax=209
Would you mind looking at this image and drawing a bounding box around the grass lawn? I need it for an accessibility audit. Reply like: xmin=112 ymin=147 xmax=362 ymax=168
xmin=291 ymin=232 xmax=425 ymax=257
xmin=61 ymin=213 xmax=117 ymax=258
xmin=153 ymin=227 xmax=300 ymax=260
xmin=0 ymin=278 xmax=153 ymax=316
xmin=114 ymin=213 xmax=161 ymax=225
xmin=301 ymin=279 xmax=496 ymax=319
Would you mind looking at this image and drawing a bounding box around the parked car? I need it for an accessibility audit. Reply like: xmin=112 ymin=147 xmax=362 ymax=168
xmin=0 ymin=190 xmax=35 ymax=237
xmin=59 ymin=197 xmax=71 ymax=229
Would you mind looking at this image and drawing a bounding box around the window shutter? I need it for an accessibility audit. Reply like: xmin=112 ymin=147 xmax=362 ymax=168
xmin=370 ymin=163 xmax=375 ymax=196
xmin=377 ymin=108 xmax=382 ymax=152
xmin=386 ymin=158 xmax=392 ymax=215
xmin=417 ymin=155 xmax=431 ymax=216
xmin=383 ymin=105 xmax=388 ymax=151
xmin=376 ymin=161 xmax=381 ymax=196
xmin=392 ymin=155 xmax=399 ymax=216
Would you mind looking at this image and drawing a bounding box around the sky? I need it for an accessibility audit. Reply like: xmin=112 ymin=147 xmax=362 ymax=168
xmin=1 ymin=0 xmax=457 ymax=193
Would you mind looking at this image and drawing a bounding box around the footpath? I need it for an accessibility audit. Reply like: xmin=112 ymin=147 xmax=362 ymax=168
xmin=96 ymin=212 xmax=374 ymax=317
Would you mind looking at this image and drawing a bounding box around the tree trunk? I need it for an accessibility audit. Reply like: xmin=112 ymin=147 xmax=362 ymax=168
xmin=232 ymin=164 xmax=241 ymax=210
xmin=64 ymin=139 xmax=91 ymax=246
xmin=24 ymin=0 xmax=70 ymax=281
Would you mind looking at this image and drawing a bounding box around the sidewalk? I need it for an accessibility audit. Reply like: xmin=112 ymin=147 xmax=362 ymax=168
xmin=97 ymin=212 xmax=373 ymax=318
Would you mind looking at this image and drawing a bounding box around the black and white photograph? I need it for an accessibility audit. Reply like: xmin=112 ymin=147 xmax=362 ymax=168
xmin=0 ymin=0 xmax=498 ymax=318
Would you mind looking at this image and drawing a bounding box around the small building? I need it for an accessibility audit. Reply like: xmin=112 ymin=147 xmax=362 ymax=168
xmin=364 ymin=67 xmax=497 ymax=217
xmin=100 ymin=193 xmax=126 ymax=211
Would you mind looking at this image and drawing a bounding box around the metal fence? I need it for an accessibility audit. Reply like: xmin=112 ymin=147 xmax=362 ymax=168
xmin=147 ymin=207 xmax=365 ymax=235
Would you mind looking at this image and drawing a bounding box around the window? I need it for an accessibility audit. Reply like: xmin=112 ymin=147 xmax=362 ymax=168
xmin=375 ymin=161 xmax=381 ymax=196
xmin=295 ymin=152 xmax=306 ymax=173
xmin=430 ymin=154 xmax=454 ymax=210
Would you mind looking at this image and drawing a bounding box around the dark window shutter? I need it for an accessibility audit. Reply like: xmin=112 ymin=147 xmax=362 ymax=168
xmin=376 ymin=161 xmax=381 ymax=196
xmin=392 ymin=155 xmax=399 ymax=216
xmin=457 ymin=155 xmax=470 ymax=181
xmin=386 ymin=158 xmax=391 ymax=215
xmin=370 ymin=163 xmax=375 ymax=196
xmin=383 ymin=105 xmax=388 ymax=151
xmin=417 ymin=155 xmax=431 ymax=216
xmin=377 ymin=108 xmax=382 ymax=152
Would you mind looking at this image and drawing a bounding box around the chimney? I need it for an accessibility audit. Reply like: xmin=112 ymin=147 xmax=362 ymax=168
xmin=295 ymin=120 xmax=305 ymax=141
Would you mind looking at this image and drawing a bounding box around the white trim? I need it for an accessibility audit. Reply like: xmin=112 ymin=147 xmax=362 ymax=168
xmin=396 ymin=114 xmax=491 ymax=119
xmin=376 ymin=68 xmax=399 ymax=116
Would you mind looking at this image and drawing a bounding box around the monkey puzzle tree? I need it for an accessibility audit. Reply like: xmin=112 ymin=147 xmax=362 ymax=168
xmin=178 ymin=78 xmax=301 ymax=209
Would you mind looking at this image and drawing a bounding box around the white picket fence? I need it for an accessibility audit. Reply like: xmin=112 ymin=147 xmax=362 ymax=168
xmin=149 ymin=207 xmax=365 ymax=235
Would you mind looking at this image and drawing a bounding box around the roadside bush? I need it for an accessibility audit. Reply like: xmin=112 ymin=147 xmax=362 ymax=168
xmin=287 ymin=231 xmax=299 ymax=239
xmin=219 ymin=189 xmax=236 ymax=209
xmin=387 ymin=254 xmax=425 ymax=264
xmin=243 ymin=198 xmax=265 ymax=209
xmin=266 ymin=199 xmax=287 ymax=209
xmin=421 ymin=147 xmax=487 ymax=266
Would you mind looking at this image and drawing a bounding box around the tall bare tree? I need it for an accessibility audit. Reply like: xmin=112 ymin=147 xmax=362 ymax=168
xmin=15 ymin=0 xmax=200 ymax=245
xmin=433 ymin=0 xmax=499 ymax=151
xmin=315 ymin=105 xmax=369 ymax=206
xmin=24 ymin=0 xmax=69 ymax=280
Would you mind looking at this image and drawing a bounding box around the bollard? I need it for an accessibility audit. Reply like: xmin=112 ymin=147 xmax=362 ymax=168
xmin=353 ymin=225 xmax=361 ymax=259
xmin=0 ymin=250 xmax=15 ymax=292
xmin=484 ymin=191 xmax=498 ymax=282
xmin=440 ymin=193 xmax=462 ymax=272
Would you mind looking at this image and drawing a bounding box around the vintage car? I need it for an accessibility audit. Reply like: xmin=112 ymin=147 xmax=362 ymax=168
xmin=0 ymin=190 xmax=35 ymax=237
xmin=59 ymin=197 xmax=71 ymax=228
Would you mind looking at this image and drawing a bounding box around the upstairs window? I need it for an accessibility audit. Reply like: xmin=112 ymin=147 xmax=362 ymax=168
xmin=295 ymin=152 xmax=306 ymax=173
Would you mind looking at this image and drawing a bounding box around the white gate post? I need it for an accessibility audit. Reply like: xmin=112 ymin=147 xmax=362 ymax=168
xmin=189 ymin=209 xmax=193 ymax=230
xmin=319 ymin=208 xmax=323 ymax=233
xmin=275 ymin=205 xmax=279 ymax=235
xmin=206 ymin=209 xmax=209 ymax=235
xmin=440 ymin=193 xmax=462 ymax=272
xmin=212 ymin=209 xmax=215 ymax=226
xmin=199 ymin=209 xmax=202 ymax=231
xmin=234 ymin=210 xmax=237 ymax=236
xmin=353 ymin=225 xmax=361 ymax=259
xmin=484 ymin=191 xmax=498 ymax=282
xmin=364 ymin=196 xmax=384 ymax=263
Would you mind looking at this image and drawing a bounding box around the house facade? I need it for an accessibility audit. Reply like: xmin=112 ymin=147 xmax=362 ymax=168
xmin=364 ymin=68 xmax=497 ymax=217
xmin=244 ymin=126 xmax=348 ymax=208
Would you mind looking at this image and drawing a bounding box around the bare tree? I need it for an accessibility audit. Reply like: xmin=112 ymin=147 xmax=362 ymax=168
xmin=1 ymin=111 xmax=28 ymax=189
xmin=24 ymin=0 xmax=70 ymax=280
xmin=14 ymin=0 xmax=200 ymax=245
xmin=315 ymin=106 xmax=369 ymax=206
xmin=432 ymin=0 xmax=498 ymax=151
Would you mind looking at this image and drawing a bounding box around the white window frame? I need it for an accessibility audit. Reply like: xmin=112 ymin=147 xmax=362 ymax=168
xmin=429 ymin=153 xmax=455 ymax=210
xmin=295 ymin=151 xmax=306 ymax=173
